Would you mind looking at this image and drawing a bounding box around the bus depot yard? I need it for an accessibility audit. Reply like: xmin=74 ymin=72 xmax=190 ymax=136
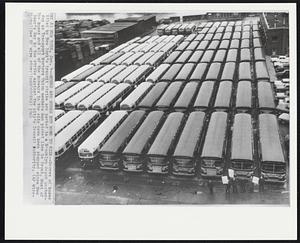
xmin=54 ymin=15 xmax=290 ymax=205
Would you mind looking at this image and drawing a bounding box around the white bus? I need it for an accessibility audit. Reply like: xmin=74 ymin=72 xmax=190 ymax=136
xmin=110 ymin=65 xmax=139 ymax=84
xmin=85 ymin=64 xmax=115 ymax=82
xmin=55 ymin=110 xmax=101 ymax=160
xmin=157 ymin=25 xmax=168 ymax=35
xmin=55 ymin=81 xmax=91 ymax=109
xmin=90 ymin=52 xmax=115 ymax=65
xmin=145 ymin=35 xmax=160 ymax=43
xmin=178 ymin=23 xmax=189 ymax=34
xmin=186 ymin=23 xmax=196 ymax=34
xmin=61 ymin=65 xmax=94 ymax=82
xmin=78 ymin=110 xmax=128 ymax=166
xmin=64 ymin=82 xmax=104 ymax=110
xmin=134 ymin=52 xmax=155 ymax=66
xmin=163 ymin=35 xmax=176 ymax=43
xmin=144 ymin=52 xmax=165 ymax=67
xmin=108 ymin=43 xmax=129 ymax=54
xmin=124 ymin=65 xmax=152 ymax=85
xmin=150 ymin=42 xmax=167 ymax=52
xmin=55 ymin=81 xmax=64 ymax=88
xmin=55 ymin=110 xmax=83 ymax=136
xmin=171 ymin=35 xmax=185 ymax=44
xmin=159 ymin=42 xmax=177 ymax=54
xmin=145 ymin=63 xmax=170 ymax=83
xmin=119 ymin=43 xmax=140 ymax=53
xmin=111 ymin=52 xmax=135 ymax=65
xmin=139 ymin=42 xmax=158 ymax=53
xmin=130 ymin=42 xmax=149 ymax=53
xmin=97 ymin=65 xmax=127 ymax=83
xmin=154 ymin=35 xmax=169 ymax=43
xmin=77 ymin=83 xmax=116 ymax=110
xmin=120 ymin=82 xmax=153 ymax=110
xmin=55 ymin=109 xmax=65 ymax=120
xmin=121 ymin=52 xmax=144 ymax=66
xmin=92 ymin=83 xmax=132 ymax=113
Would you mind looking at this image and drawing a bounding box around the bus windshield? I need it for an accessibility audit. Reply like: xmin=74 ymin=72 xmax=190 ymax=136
xmin=232 ymin=161 xmax=253 ymax=170
xmin=262 ymin=162 xmax=286 ymax=173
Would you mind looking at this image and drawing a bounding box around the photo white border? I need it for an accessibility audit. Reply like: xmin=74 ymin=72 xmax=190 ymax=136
xmin=5 ymin=3 xmax=297 ymax=240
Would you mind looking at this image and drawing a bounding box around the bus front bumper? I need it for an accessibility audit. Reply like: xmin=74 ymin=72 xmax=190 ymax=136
xmin=147 ymin=164 xmax=169 ymax=174
xmin=200 ymin=167 xmax=223 ymax=177
xmin=261 ymin=172 xmax=286 ymax=183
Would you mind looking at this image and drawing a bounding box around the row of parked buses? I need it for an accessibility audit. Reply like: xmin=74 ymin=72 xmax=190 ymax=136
xmin=74 ymin=110 xmax=286 ymax=183
xmin=157 ymin=22 xmax=197 ymax=35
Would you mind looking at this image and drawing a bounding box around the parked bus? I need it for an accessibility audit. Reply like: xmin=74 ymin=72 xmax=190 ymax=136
xmin=55 ymin=81 xmax=64 ymax=88
xmin=64 ymin=82 xmax=104 ymax=110
xmin=213 ymin=33 xmax=223 ymax=41
xmin=208 ymin=27 xmax=217 ymax=34
xmin=111 ymin=65 xmax=139 ymax=84
xmin=55 ymin=110 xmax=83 ymax=136
xmin=207 ymin=40 xmax=220 ymax=51
xmin=111 ymin=52 xmax=135 ymax=65
xmin=108 ymin=43 xmax=129 ymax=54
xmin=122 ymin=52 xmax=144 ymax=66
xmin=174 ymin=63 xmax=195 ymax=82
xmin=163 ymin=35 xmax=176 ymax=43
xmin=225 ymin=26 xmax=233 ymax=33
xmin=197 ymin=40 xmax=210 ymax=50
xmin=205 ymin=62 xmax=221 ymax=81
xmin=124 ymin=65 xmax=152 ymax=85
xmin=185 ymin=33 xmax=197 ymax=42
xmin=163 ymin=51 xmax=182 ymax=64
xmin=241 ymin=31 xmax=250 ymax=39
xmin=187 ymin=50 xmax=204 ymax=63
xmin=145 ymin=35 xmax=160 ymax=43
xmin=255 ymin=61 xmax=269 ymax=81
xmin=257 ymin=81 xmax=276 ymax=113
xmin=219 ymin=39 xmax=230 ymax=49
xmin=171 ymin=35 xmax=185 ymax=44
xmin=122 ymin=111 xmax=165 ymax=172
xmin=193 ymin=81 xmax=215 ymax=110
xmin=186 ymin=41 xmax=200 ymax=51
xmin=222 ymin=32 xmax=232 ymax=40
xmin=186 ymin=23 xmax=196 ymax=34
xmin=240 ymin=48 xmax=251 ymax=62
xmin=145 ymin=52 xmax=165 ymax=67
xmin=165 ymin=23 xmax=177 ymax=35
xmin=254 ymin=48 xmax=266 ymax=62
xmin=98 ymin=110 xmax=146 ymax=170
xmin=137 ymin=82 xmax=169 ymax=110
xmin=160 ymin=42 xmax=177 ymax=54
xmin=175 ymin=50 xmax=193 ymax=64
xmin=230 ymin=113 xmax=254 ymax=178
xmin=213 ymin=81 xmax=233 ymax=111
xmin=98 ymin=65 xmax=127 ymax=83
xmin=221 ymin=21 xmax=228 ymax=27
xmin=55 ymin=110 xmax=101 ymax=160
xmin=157 ymin=24 xmax=168 ymax=35
xmin=172 ymin=111 xmax=206 ymax=176
xmin=220 ymin=62 xmax=236 ymax=81
xmin=99 ymin=52 xmax=124 ymax=65
xmin=213 ymin=49 xmax=227 ymax=63
xmin=234 ymin=25 xmax=242 ymax=32
xmin=189 ymin=63 xmax=208 ymax=82
xmin=145 ymin=64 xmax=170 ymax=83
xmin=137 ymin=35 xmax=151 ymax=43
xmin=147 ymin=112 xmax=184 ymax=174
xmin=238 ymin=62 xmax=252 ymax=81
xmin=194 ymin=33 xmax=205 ymax=42
xmin=86 ymin=64 xmax=115 ymax=82
xmin=120 ymin=43 xmax=140 ymax=53
xmin=253 ymin=38 xmax=262 ymax=48
xmin=120 ymin=82 xmax=153 ymax=110
xmin=171 ymin=24 xmax=182 ymax=35
xmin=55 ymin=81 xmax=91 ymax=109
xmin=92 ymin=83 xmax=132 ymax=113
xmin=235 ymin=81 xmax=253 ymax=112
xmin=140 ymin=42 xmax=158 ymax=53
xmin=55 ymin=82 xmax=76 ymax=97
xmin=173 ymin=81 xmax=199 ymax=111
xmin=179 ymin=23 xmax=189 ymax=34
xmin=61 ymin=64 xmax=94 ymax=82
xmin=78 ymin=110 xmax=128 ymax=166
xmin=200 ymin=111 xmax=228 ymax=177
xmin=258 ymin=114 xmax=286 ymax=182
xmin=200 ymin=50 xmax=215 ymax=63
xmin=216 ymin=26 xmax=225 ymax=33
xmin=159 ymin=63 xmax=183 ymax=82
xmin=252 ymin=31 xmax=260 ymax=39
xmin=55 ymin=109 xmax=66 ymax=121
xmin=155 ymin=81 xmax=183 ymax=110
xmin=175 ymin=41 xmax=189 ymax=51
xmin=150 ymin=42 xmax=168 ymax=52
xmin=230 ymin=39 xmax=240 ymax=49
xmin=77 ymin=83 xmax=116 ymax=110
xmin=232 ymin=31 xmax=241 ymax=40
xmin=226 ymin=49 xmax=238 ymax=62
xmin=240 ymin=39 xmax=250 ymax=49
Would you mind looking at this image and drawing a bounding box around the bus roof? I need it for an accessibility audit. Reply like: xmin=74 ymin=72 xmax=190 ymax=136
xmin=232 ymin=32 xmax=241 ymax=39
xmin=231 ymin=113 xmax=253 ymax=161
xmin=61 ymin=64 xmax=94 ymax=81
xmin=194 ymin=33 xmax=205 ymax=42
xmin=111 ymin=65 xmax=139 ymax=84
xmin=133 ymin=52 xmax=155 ymax=65
xmin=78 ymin=110 xmax=128 ymax=154
xmin=145 ymin=64 xmax=170 ymax=83
xmin=163 ymin=51 xmax=181 ymax=64
xmin=241 ymin=39 xmax=250 ymax=49
xmin=86 ymin=64 xmax=115 ymax=82
xmin=240 ymin=48 xmax=251 ymax=62
xmin=147 ymin=112 xmax=184 ymax=156
xmin=200 ymin=50 xmax=214 ymax=63
xmin=173 ymin=111 xmax=206 ymax=158
xmin=175 ymin=41 xmax=189 ymax=51
xmin=112 ymin=52 xmax=135 ymax=65
xmin=238 ymin=62 xmax=252 ymax=81
xmin=189 ymin=62 xmax=208 ymax=81
xmin=221 ymin=62 xmax=236 ymax=81
xmin=120 ymin=82 xmax=153 ymax=109
xmin=185 ymin=33 xmax=197 ymax=42
xmin=207 ymin=40 xmax=220 ymax=50
xmin=55 ymin=109 xmax=65 ymax=120
xmin=174 ymin=63 xmax=195 ymax=81
xmin=257 ymin=82 xmax=275 ymax=109
xmin=213 ymin=49 xmax=227 ymax=63
xmin=254 ymin=48 xmax=265 ymax=61
xmin=55 ymin=82 xmax=77 ymax=97
xmin=186 ymin=41 xmax=200 ymax=51
xmin=193 ymin=81 xmax=215 ymax=108
xmin=100 ymin=52 xmax=124 ymax=65
xmin=197 ymin=40 xmax=210 ymax=50
xmin=159 ymin=63 xmax=183 ymax=82
xmin=77 ymin=83 xmax=116 ymax=110
xmin=122 ymin=110 xmax=165 ymax=155
xmin=255 ymin=61 xmax=269 ymax=80
xmin=124 ymin=64 xmax=152 ymax=84
xmin=235 ymin=81 xmax=252 ymax=108
xmin=214 ymin=81 xmax=232 ymax=108
xmin=226 ymin=49 xmax=238 ymax=62
xmin=253 ymin=38 xmax=262 ymax=48
xmin=71 ymin=65 xmax=103 ymax=81
xmin=213 ymin=33 xmax=223 ymax=41
xmin=242 ymin=31 xmax=250 ymax=39
xmin=205 ymin=62 xmax=221 ymax=81
xmin=98 ymin=65 xmax=127 ymax=83
xmin=138 ymin=82 xmax=169 ymax=108
xmin=122 ymin=52 xmax=144 ymax=66
xmin=230 ymin=39 xmax=240 ymax=49
xmin=55 ymin=110 xmax=83 ymax=135
xmin=145 ymin=52 xmax=165 ymax=66
xmin=174 ymin=82 xmax=199 ymax=109
xmin=176 ymin=50 xmax=193 ymax=63
xmin=219 ymin=39 xmax=230 ymax=49
xmin=188 ymin=50 xmax=204 ymax=63
xmin=259 ymin=114 xmax=285 ymax=163
xmin=222 ymin=32 xmax=232 ymax=40
xmin=99 ymin=110 xmax=146 ymax=154
xmin=201 ymin=111 xmax=228 ymax=158
xmin=155 ymin=81 xmax=183 ymax=108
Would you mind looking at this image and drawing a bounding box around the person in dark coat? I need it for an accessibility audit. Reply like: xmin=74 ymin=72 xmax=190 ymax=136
xmin=207 ymin=179 xmax=214 ymax=194
xmin=259 ymin=175 xmax=265 ymax=193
